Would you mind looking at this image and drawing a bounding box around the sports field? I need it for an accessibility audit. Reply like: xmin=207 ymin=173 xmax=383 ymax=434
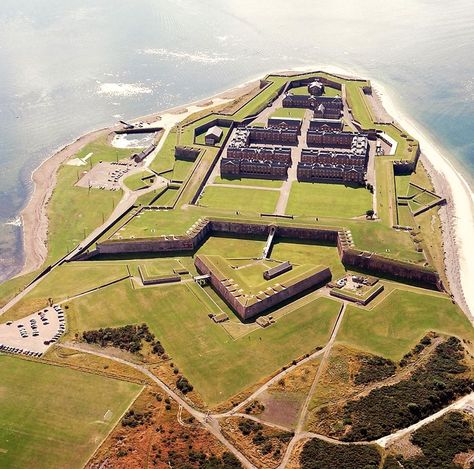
xmin=337 ymin=288 xmax=474 ymax=361
xmin=0 ymin=355 xmax=141 ymax=469
xmin=65 ymin=281 xmax=341 ymax=406
xmin=199 ymin=186 xmax=279 ymax=213
xmin=286 ymin=182 xmax=372 ymax=218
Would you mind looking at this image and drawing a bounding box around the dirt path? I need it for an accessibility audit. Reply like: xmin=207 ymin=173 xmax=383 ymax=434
xmin=59 ymin=343 xmax=256 ymax=469
xmin=278 ymin=304 xmax=346 ymax=468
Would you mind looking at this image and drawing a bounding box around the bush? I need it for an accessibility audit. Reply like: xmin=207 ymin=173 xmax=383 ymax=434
xmin=176 ymin=376 xmax=194 ymax=394
xmin=354 ymin=355 xmax=396 ymax=385
xmin=300 ymin=439 xmax=381 ymax=469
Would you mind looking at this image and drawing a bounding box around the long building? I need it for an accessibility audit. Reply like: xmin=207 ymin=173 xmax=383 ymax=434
xmin=309 ymin=118 xmax=343 ymax=132
xmin=227 ymin=145 xmax=291 ymax=165
xmin=297 ymin=162 xmax=365 ymax=184
xmin=301 ymin=148 xmax=367 ymax=167
xmin=282 ymin=94 xmax=343 ymax=119
xmin=221 ymin=157 xmax=289 ymax=179
xmin=307 ymin=130 xmax=369 ymax=150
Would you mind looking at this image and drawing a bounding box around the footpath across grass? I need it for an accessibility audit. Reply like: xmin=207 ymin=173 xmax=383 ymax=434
xmin=0 ymin=355 xmax=141 ymax=469
xmin=337 ymin=288 xmax=474 ymax=361
xmin=286 ymin=182 xmax=372 ymax=218
xmin=65 ymin=281 xmax=341 ymax=406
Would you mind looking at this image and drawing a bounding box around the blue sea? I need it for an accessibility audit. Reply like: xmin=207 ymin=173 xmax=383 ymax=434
xmin=0 ymin=0 xmax=473 ymax=281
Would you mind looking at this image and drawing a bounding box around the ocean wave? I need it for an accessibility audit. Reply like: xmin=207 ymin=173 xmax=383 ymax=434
xmin=5 ymin=217 xmax=21 ymax=227
xmin=97 ymin=82 xmax=153 ymax=97
xmin=139 ymin=48 xmax=234 ymax=64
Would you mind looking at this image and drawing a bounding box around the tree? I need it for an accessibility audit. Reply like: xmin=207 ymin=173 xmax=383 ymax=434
xmin=366 ymin=209 xmax=375 ymax=219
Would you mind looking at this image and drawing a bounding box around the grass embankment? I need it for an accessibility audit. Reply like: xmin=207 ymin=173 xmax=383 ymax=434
xmin=337 ymin=289 xmax=473 ymax=361
xmin=65 ymin=281 xmax=341 ymax=406
xmin=0 ymin=355 xmax=141 ymax=469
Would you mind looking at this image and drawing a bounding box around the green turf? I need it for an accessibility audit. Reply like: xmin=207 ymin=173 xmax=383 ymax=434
xmin=213 ymin=177 xmax=283 ymax=188
xmin=151 ymin=187 xmax=179 ymax=206
xmin=46 ymin=165 xmax=123 ymax=263
xmin=270 ymin=107 xmax=306 ymax=119
xmin=0 ymin=355 xmax=141 ymax=469
xmin=337 ymin=289 xmax=474 ymax=361
xmin=123 ymin=170 xmax=154 ymax=191
xmin=290 ymin=85 xmax=341 ymax=97
xmin=197 ymin=235 xmax=266 ymax=258
xmin=171 ymin=160 xmax=194 ymax=182
xmin=271 ymin=240 xmax=346 ymax=279
xmin=65 ymin=281 xmax=341 ymax=406
xmin=286 ymin=182 xmax=372 ymax=218
xmin=199 ymin=186 xmax=279 ymax=214
xmin=395 ymin=175 xmax=411 ymax=197
xmin=149 ymin=128 xmax=178 ymax=173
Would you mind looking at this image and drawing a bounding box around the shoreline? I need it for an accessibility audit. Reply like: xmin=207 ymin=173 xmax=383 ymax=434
xmin=14 ymin=69 xmax=474 ymax=322
xmin=371 ymin=81 xmax=474 ymax=321
xmin=16 ymin=78 xmax=260 ymax=278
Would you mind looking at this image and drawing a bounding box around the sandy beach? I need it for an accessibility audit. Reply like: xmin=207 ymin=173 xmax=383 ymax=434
xmin=17 ymin=70 xmax=474 ymax=324
xmin=373 ymin=82 xmax=474 ymax=321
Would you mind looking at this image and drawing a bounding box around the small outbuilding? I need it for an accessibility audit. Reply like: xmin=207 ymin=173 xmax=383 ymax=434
xmin=205 ymin=125 xmax=223 ymax=145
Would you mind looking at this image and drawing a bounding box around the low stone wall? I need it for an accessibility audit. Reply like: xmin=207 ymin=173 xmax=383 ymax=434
xmin=87 ymin=217 xmax=441 ymax=290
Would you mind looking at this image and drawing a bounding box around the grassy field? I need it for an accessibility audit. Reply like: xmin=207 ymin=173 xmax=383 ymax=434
xmin=270 ymin=107 xmax=306 ymax=119
xmin=0 ymin=355 xmax=141 ymax=469
xmin=199 ymin=186 xmax=279 ymax=213
xmin=271 ymin=240 xmax=346 ymax=279
xmin=290 ymin=85 xmax=341 ymax=97
xmin=65 ymin=281 xmax=341 ymax=406
xmin=197 ymin=234 xmax=266 ymax=258
xmin=149 ymin=128 xmax=178 ymax=173
xmin=213 ymin=177 xmax=283 ymax=188
xmin=171 ymin=159 xmax=194 ymax=182
xmin=123 ymin=170 xmax=154 ymax=191
xmin=151 ymin=187 xmax=179 ymax=206
xmin=337 ymin=288 xmax=474 ymax=361
xmin=46 ymin=165 xmax=123 ymax=263
xmin=1 ymin=262 xmax=129 ymax=322
xmin=286 ymin=182 xmax=372 ymax=218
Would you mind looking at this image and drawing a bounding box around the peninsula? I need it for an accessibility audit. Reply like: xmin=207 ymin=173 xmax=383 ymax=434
xmin=0 ymin=71 xmax=473 ymax=469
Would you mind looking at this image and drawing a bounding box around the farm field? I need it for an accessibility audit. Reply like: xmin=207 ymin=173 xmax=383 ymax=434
xmin=286 ymin=182 xmax=372 ymax=218
xmin=337 ymin=288 xmax=474 ymax=361
xmin=0 ymin=355 xmax=141 ymax=469
xmin=64 ymin=281 xmax=341 ymax=406
xmin=199 ymin=186 xmax=279 ymax=213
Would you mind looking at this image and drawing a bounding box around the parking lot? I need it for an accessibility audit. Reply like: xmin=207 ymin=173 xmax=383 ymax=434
xmin=0 ymin=305 xmax=66 ymax=356
xmin=75 ymin=161 xmax=135 ymax=191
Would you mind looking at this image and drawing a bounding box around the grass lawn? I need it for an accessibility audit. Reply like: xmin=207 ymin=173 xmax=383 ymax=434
xmin=286 ymin=182 xmax=372 ymax=218
xmin=197 ymin=234 xmax=266 ymax=258
xmin=0 ymin=355 xmax=141 ymax=469
xmin=270 ymin=107 xmax=306 ymax=119
xmin=271 ymin=240 xmax=346 ymax=279
xmin=1 ymin=262 xmax=129 ymax=322
xmin=337 ymin=288 xmax=474 ymax=361
xmin=73 ymin=135 xmax=138 ymax=167
xmin=171 ymin=160 xmax=194 ymax=181
xmin=290 ymin=85 xmax=341 ymax=98
xmin=199 ymin=186 xmax=279 ymax=214
xmin=123 ymin=170 xmax=154 ymax=191
xmin=213 ymin=176 xmax=283 ymax=188
xmin=46 ymin=165 xmax=123 ymax=263
xmin=151 ymin=187 xmax=179 ymax=206
xmin=65 ymin=281 xmax=341 ymax=406
xmin=149 ymin=128 xmax=178 ymax=174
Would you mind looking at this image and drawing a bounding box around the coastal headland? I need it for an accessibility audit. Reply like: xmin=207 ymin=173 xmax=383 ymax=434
xmin=1 ymin=70 xmax=473 ymax=469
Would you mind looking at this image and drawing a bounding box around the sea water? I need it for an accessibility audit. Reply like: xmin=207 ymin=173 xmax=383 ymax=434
xmin=0 ymin=0 xmax=473 ymax=281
